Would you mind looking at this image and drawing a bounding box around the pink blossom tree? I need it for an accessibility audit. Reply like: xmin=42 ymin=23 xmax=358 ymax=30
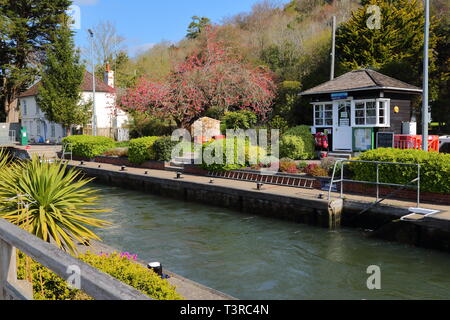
xmin=119 ymin=27 xmax=276 ymax=128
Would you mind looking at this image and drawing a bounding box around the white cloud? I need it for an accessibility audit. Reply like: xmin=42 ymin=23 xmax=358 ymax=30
xmin=73 ymin=0 xmax=100 ymax=6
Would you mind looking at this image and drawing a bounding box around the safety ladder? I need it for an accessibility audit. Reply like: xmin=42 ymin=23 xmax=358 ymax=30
xmin=208 ymin=171 xmax=316 ymax=189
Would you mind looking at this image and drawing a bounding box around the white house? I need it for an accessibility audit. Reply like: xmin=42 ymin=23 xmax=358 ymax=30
xmin=18 ymin=67 xmax=128 ymax=143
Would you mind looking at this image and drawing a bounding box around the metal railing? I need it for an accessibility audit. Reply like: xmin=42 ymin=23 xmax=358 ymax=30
xmin=62 ymin=143 xmax=73 ymax=161
xmin=0 ymin=218 xmax=151 ymax=300
xmin=328 ymin=160 xmax=421 ymax=208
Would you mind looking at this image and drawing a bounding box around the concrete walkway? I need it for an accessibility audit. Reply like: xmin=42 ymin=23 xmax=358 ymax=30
xmin=69 ymin=159 xmax=450 ymax=219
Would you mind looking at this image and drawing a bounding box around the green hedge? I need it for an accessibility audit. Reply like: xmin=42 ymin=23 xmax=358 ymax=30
xmin=128 ymin=137 xmax=160 ymax=164
xmin=201 ymin=138 xmax=266 ymax=172
xmin=280 ymin=135 xmax=313 ymax=160
xmin=17 ymin=251 xmax=183 ymax=300
xmin=352 ymin=148 xmax=450 ymax=194
xmin=62 ymin=135 xmax=115 ymax=159
xmin=283 ymin=126 xmax=315 ymax=159
xmin=152 ymin=137 xmax=179 ymax=162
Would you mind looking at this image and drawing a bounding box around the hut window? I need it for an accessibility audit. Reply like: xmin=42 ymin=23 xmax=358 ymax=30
xmin=314 ymin=103 xmax=333 ymax=126
xmin=354 ymin=99 xmax=390 ymax=127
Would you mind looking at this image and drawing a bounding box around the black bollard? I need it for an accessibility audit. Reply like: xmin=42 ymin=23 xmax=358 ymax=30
xmin=176 ymin=172 xmax=182 ymax=179
xmin=148 ymin=262 xmax=163 ymax=277
xmin=144 ymin=171 xmax=149 ymax=175
xmin=257 ymin=183 xmax=264 ymax=190
xmin=80 ymin=161 xmax=84 ymax=166
xmin=120 ymin=165 xmax=126 ymax=171
xmin=210 ymin=179 xmax=214 ymax=184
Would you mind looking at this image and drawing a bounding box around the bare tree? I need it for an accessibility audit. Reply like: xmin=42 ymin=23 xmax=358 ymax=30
xmin=83 ymin=20 xmax=126 ymax=70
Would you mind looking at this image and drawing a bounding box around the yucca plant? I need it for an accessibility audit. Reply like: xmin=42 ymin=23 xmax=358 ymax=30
xmin=0 ymin=155 xmax=110 ymax=254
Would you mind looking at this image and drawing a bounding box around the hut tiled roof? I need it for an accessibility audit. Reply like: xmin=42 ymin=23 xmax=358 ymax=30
xmin=19 ymin=71 xmax=115 ymax=98
xmin=301 ymin=69 xmax=422 ymax=96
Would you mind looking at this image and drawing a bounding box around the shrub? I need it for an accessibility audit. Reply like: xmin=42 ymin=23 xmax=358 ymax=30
xmin=222 ymin=110 xmax=257 ymax=130
xmin=352 ymin=148 xmax=450 ymax=194
xmin=310 ymin=166 xmax=329 ymax=177
xmin=128 ymin=137 xmax=159 ymax=164
xmin=201 ymin=138 xmax=266 ymax=171
xmin=284 ymin=126 xmax=315 ymax=158
xmin=280 ymin=160 xmax=298 ymax=174
xmin=17 ymin=251 xmax=183 ymax=300
xmin=62 ymin=135 xmax=115 ymax=159
xmin=152 ymin=137 xmax=179 ymax=162
xmin=280 ymin=135 xmax=311 ymax=160
xmin=297 ymin=161 xmax=308 ymax=171
xmin=304 ymin=163 xmax=319 ymax=175
xmin=268 ymin=116 xmax=289 ymax=135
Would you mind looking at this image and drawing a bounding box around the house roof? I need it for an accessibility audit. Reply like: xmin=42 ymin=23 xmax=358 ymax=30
xmin=300 ymin=69 xmax=422 ymax=96
xmin=19 ymin=71 xmax=115 ymax=98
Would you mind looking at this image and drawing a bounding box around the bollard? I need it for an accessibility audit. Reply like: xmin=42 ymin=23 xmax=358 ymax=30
xmin=176 ymin=172 xmax=182 ymax=179
xmin=257 ymin=183 xmax=264 ymax=190
xmin=210 ymin=179 xmax=214 ymax=184
xmin=148 ymin=262 xmax=163 ymax=278
xmin=98 ymin=164 xmax=102 ymax=168
xmin=318 ymin=193 xmax=324 ymax=199
xmin=144 ymin=171 xmax=149 ymax=175
xmin=80 ymin=161 xmax=84 ymax=166
xmin=120 ymin=165 xmax=126 ymax=172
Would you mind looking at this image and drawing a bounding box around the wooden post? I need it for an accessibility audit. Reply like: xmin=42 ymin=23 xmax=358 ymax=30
xmin=0 ymin=239 xmax=16 ymax=299
xmin=328 ymin=199 xmax=343 ymax=229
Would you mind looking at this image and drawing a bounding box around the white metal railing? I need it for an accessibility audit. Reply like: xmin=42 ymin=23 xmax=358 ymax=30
xmin=62 ymin=143 xmax=73 ymax=161
xmin=328 ymin=160 xmax=421 ymax=208
xmin=0 ymin=218 xmax=151 ymax=300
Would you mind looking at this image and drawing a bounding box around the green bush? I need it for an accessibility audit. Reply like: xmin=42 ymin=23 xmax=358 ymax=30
xmin=222 ymin=110 xmax=258 ymax=130
xmin=201 ymin=138 xmax=266 ymax=172
xmin=128 ymin=137 xmax=159 ymax=164
xmin=284 ymin=126 xmax=315 ymax=158
xmin=62 ymin=135 xmax=115 ymax=159
xmin=152 ymin=137 xmax=179 ymax=162
xmin=17 ymin=251 xmax=183 ymax=300
xmin=352 ymin=148 xmax=450 ymax=194
xmin=280 ymin=135 xmax=314 ymax=160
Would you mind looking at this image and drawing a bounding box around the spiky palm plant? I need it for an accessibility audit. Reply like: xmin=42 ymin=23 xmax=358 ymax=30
xmin=0 ymin=155 xmax=110 ymax=254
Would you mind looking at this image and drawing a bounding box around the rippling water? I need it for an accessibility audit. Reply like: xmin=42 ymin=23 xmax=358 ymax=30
xmin=92 ymin=183 xmax=450 ymax=300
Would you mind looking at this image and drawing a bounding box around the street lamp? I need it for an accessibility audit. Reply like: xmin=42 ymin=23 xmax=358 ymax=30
xmin=88 ymin=29 xmax=97 ymax=136
xmin=422 ymin=0 xmax=429 ymax=151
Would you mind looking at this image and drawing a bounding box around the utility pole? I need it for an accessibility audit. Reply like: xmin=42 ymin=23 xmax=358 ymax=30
xmin=88 ymin=29 xmax=97 ymax=136
xmin=330 ymin=16 xmax=336 ymax=80
xmin=422 ymin=0 xmax=429 ymax=151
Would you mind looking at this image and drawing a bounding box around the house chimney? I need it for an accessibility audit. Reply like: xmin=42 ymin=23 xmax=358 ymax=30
xmin=104 ymin=63 xmax=115 ymax=88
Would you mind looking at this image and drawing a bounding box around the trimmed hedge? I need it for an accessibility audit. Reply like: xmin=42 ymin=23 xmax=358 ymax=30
xmin=152 ymin=137 xmax=179 ymax=162
xmin=284 ymin=126 xmax=315 ymax=159
xmin=62 ymin=135 xmax=115 ymax=159
xmin=128 ymin=137 xmax=159 ymax=164
xmin=17 ymin=251 xmax=183 ymax=300
xmin=201 ymin=138 xmax=266 ymax=172
xmin=352 ymin=148 xmax=450 ymax=194
xmin=280 ymin=135 xmax=314 ymax=160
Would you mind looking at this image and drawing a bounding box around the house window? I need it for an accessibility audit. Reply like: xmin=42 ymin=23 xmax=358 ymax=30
xmin=314 ymin=103 xmax=333 ymax=126
xmin=36 ymin=122 xmax=41 ymax=136
xmin=51 ymin=124 xmax=55 ymax=137
xmin=354 ymin=99 xmax=390 ymax=127
xmin=22 ymin=100 xmax=27 ymax=116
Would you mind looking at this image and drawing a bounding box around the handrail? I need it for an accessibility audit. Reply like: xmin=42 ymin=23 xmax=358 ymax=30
xmin=0 ymin=218 xmax=151 ymax=300
xmin=328 ymin=159 xmax=420 ymax=208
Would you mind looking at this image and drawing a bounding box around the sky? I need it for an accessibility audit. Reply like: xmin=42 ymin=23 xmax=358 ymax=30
xmin=72 ymin=0 xmax=291 ymax=57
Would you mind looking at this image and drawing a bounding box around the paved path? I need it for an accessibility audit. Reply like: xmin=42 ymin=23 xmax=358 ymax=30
xmin=69 ymin=160 xmax=450 ymax=220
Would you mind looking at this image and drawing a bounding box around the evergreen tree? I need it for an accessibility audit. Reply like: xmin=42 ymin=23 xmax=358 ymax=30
xmin=186 ymin=16 xmax=211 ymax=39
xmin=37 ymin=16 xmax=91 ymax=136
xmin=0 ymin=0 xmax=71 ymax=121
xmin=336 ymin=0 xmax=438 ymax=92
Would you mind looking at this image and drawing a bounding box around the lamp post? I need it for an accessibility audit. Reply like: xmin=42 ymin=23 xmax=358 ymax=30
xmin=422 ymin=0 xmax=429 ymax=151
xmin=88 ymin=29 xmax=97 ymax=136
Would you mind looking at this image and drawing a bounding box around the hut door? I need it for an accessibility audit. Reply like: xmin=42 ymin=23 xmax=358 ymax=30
xmin=333 ymin=101 xmax=352 ymax=151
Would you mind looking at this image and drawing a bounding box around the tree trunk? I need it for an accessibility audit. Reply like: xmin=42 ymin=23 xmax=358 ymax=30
xmin=65 ymin=126 xmax=71 ymax=137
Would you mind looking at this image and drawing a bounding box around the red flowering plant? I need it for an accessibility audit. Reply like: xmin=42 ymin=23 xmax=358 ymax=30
xmin=119 ymin=27 xmax=276 ymax=128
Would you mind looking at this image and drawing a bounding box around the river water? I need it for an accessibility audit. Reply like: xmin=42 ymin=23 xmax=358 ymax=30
xmin=92 ymin=183 xmax=450 ymax=300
